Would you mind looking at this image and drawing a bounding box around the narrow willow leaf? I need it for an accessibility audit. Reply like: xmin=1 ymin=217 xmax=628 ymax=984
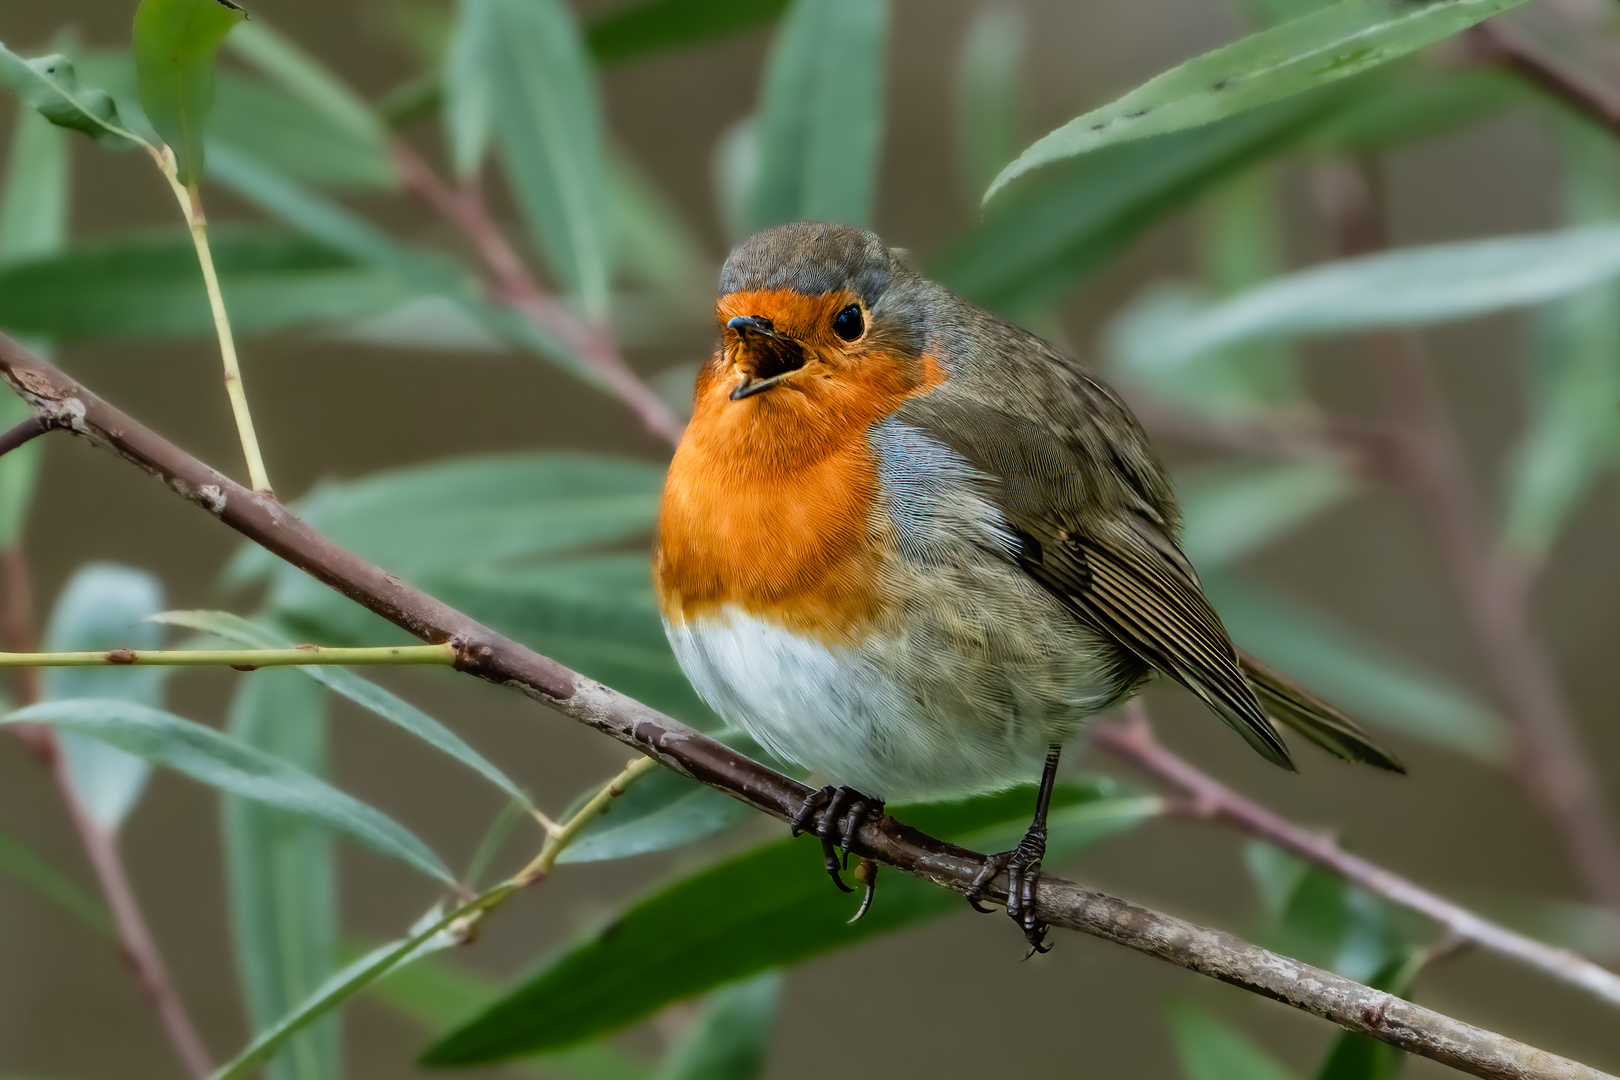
xmin=1110 ymin=224 xmax=1620 ymax=376
xmin=424 ymin=784 xmax=1155 ymax=1063
xmin=478 ymin=0 xmax=613 ymax=317
xmin=953 ymin=4 xmax=1028 ymax=204
xmin=213 ymin=893 xmax=510 ymax=1080
xmin=225 ymin=672 xmax=339 ymax=1080
xmin=586 ymin=0 xmax=791 ymax=64
xmin=43 ymin=564 xmax=167 ymax=829
xmin=932 ymin=92 xmax=1338 ymax=316
xmin=156 ymin=609 xmax=532 ymax=809
xmin=751 ymin=0 xmax=889 ymax=228
xmin=223 ymin=20 xmax=386 ymax=148
xmin=133 ymin=0 xmax=247 ymax=185
xmin=442 ymin=0 xmax=496 ymax=178
xmin=1302 ymin=63 xmax=1522 ymax=154
xmin=0 ymin=822 xmax=113 ymax=934
xmin=0 ymin=225 xmax=417 ymax=341
xmin=4 ymin=698 xmax=453 ymax=884
xmin=0 ymin=45 xmax=144 ymax=149
xmin=1166 ymin=1001 xmax=1298 ymax=1080
xmin=653 ymin=972 xmax=780 ymax=1080
xmin=608 ymin=144 xmax=708 ymax=301
xmin=986 ymin=0 xmax=1531 ymax=201
xmin=712 ymin=117 xmax=759 ymax=244
xmin=1175 ymin=459 xmax=1358 ymax=567
xmin=1204 ymin=574 xmax=1509 ymax=761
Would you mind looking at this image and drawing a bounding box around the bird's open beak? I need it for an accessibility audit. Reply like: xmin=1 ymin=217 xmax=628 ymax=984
xmin=727 ymin=315 xmax=807 ymax=401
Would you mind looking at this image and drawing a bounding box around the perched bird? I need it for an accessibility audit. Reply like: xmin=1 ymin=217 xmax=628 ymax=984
xmin=654 ymin=222 xmax=1402 ymax=948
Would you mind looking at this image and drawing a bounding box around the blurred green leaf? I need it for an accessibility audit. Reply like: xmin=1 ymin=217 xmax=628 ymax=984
xmin=0 ymin=225 xmax=417 ymax=341
xmin=1302 ymin=64 xmax=1523 ymax=154
xmin=442 ymin=0 xmax=496 ymax=177
xmin=1109 ymin=224 xmax=1620 ymax=377
xmin=43 ymin=564 xmax=167 ymax=830
xmin=223 ymin=19 xmax=386 ymax=148
xmin=1204 ymin=575 xmax=1509 ymax=760
xmin=751 ymin=0 xmax=889 ymax=228
xmin=0 ymin=46 xmax=143 ymax=149
xmin=953 ymin=4 xmax=1028 ymax=204
xmin=986 ymin=0 xmax=1530 ymax=201
xmin=133 ymin=0 xmax=247 ymax=185
xmin=424 ymin=782 xmax=1156 ymax=1063
xmin=156 ymin=609 xmax=533 ymax=809
xmin=0 ymin=822 xmax=113 ymax=935
xmin=932 ymin=93 xmax=1337 ymax=316
xmin=1502 ymin=113 xmax=1620 ymax=563
xmin=713 ymin=116 xmax=759 ymax=244
xmin=609 ymin=144 xmax=709 ymax=300
xmin=1167 ymin=1001 xmax=1297 ymax=1080
xmin=471 ymin=0 xmax=613 ymax=316
xmin=653 ymin=972 xmax=780 ymax=1080
xmin=1175 ymin=459 xmax=1358 ymax=567
xmin=3 ymin=698 xmax=454 ymax=884
xmin=586 ymin=0 xmax=791 ymax=64
xmin=224 ymin=671 xmax=340 ymax=1080
xmin=1314 ymin=951 xmax=1423 ymax=1080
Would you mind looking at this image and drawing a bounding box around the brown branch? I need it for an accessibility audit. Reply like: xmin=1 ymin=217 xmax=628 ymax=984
xmin=1094 ymin=705 xmax=1620 ymax=1008
xmin=0 ymin=334 xmax=1612 ymax=1080
xmin=1468 ymin=21 xmax=1620 ymax=138
xmin=387 ymin=141 xmax=686 ymax=448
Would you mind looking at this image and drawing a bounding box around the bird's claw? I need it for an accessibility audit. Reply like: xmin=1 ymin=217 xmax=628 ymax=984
xmin=792 ymin=785 xmax=883 ymax=915
xmin=964 ymin=834 xmax=1051 ymax=954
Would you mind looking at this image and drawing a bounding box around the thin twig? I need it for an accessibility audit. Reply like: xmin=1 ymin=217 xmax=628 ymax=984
xmin=0 ymin=336 xmax=1612 ymax=1080
xmin=516 ymin=755 xmax=660 ymax=886
xmin=1469 ymin=20 xmax=1620 ymax=137
xmin=1093 ymin=704 xmax=1620 ymax=1008
xmin=0 ymin=644 xmax=456 ymax=668
xmin=387 ymin=141 xmax=685 ymax=447
xmin=0 ymin=416 xmax=46 ymax=459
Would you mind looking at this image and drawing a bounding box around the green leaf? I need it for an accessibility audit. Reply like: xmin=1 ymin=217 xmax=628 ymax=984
xmin=0 ymin=225 xmax=417 ymax=341
xmin=653 ymin=972 xmax=780 ymax=1080
xmin=1314 ymin=951 xmax=1424 ymax=1080
xmin=1175 ymin=459 xmax=1358 ymax=567
xmin=156 ymin=609 xmax=533 ymax=809
xmin=442 ymin=0 xmax=496 ymax=178
xmin=712 ymin=117 xmax=759 ymax=244
xmin=424 ymin=783 xmax=1156 ymax=1063
xmin=1501 ymin=112 xmax=1620 ymax=563
xmin=472 ymin=0 xmax=613 ymax=316
xmin=223 ymin=19 xmax=386 ymax=149
xmin=1167 ymin=1001 xmax=1297 ymax=1080
xmin=1204 ymin=574 xmax=1510 ymax=761
xmin=0 ymin=821 xmax=113 ymax=935
xmin=608 ymin=144 xmax=708 ymax=301
xmin=3 ymin=698 xmax=454 ymax=884
xmin=750 ymin=0 xmax=889 ymax=228
xmin=985 ymin=0 xmax=1531 ymax=201
xmin=586 ymin=0 xmax=791 ymax=64
xmin=0 ymin=45 xmax=144 ymax=149
xmin=133 ymin=0 xmax=248 ymax=185
xmin=953 ymin=4 xmax=1028 ymax=204
xmin=224 ymin=671 xmax=340 ymax=1080
xmin=1109 ymin=224 xmax=1620 ymax=377
xmin=1302 ymin=63 xmax=1522 ymax=154
xmin=43 ymin=564 xmax=167 ymax=829
xmin=931 ymin=92 xmax=1338 ymax=317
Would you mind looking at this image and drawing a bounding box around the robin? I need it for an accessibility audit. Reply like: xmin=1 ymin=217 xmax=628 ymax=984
xmin=654 ymin=221 xmax=1402 ymax=949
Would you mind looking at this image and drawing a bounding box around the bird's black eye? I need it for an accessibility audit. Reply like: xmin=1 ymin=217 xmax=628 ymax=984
xmin=832 ymin=304 xmax=864 ymax=341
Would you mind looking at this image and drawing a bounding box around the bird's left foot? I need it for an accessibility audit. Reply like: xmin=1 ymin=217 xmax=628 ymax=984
xmin=964 ymin=828 xmax=1050 ymax=955
xmin=791 ymin=785 xmax=884 ymax=920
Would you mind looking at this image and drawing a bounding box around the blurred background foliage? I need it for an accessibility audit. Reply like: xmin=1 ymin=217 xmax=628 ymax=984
xmin=0 ymin=0 xmax=1618 ymax=1077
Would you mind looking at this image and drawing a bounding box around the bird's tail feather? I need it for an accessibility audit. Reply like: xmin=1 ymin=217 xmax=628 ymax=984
xmin=1238 ymin=652 xmax=1406 ymax=773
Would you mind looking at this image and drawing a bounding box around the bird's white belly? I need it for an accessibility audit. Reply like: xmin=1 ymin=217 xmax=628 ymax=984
xmin=665 ymin=606 xmax=1097 ymax=803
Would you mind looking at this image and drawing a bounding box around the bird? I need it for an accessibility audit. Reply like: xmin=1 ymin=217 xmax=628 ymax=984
xmin=653 ymin=221 xmax=1403 ymax=950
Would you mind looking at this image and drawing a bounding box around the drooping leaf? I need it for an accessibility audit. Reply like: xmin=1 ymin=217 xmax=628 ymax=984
xmin=931 ymin=91 xmax=1340 ymax=317
xmin=986 ymin=0 xmax=1531 ymax=201
xmin=750 ymin=0 xmax=889 ymax=229
xmin=712 ymin=117 xmax=759 ymax=244
xmin=224 ymin=671 xmax=340 ymax=1080
xmin=1108 ymin=224 xmax=1620 ymax=377
xmin=0 ymin=45 xmax=144 ymax=149
xmin=1314 ymin=950 xmax=1424 ymax=1080
xmin=223 ymin=19 xmax=386 ymax=149
xmin=653 ymin=972 xmax=781 ymax=1080
xmin=0 ymin=225 xmax=417 ymax=341
xmin=1204 ymin=574 xmax=1509 ymax=761
xmin=442 ymin=0 xmax=495 ymax=178
xmin=3 ymin=698 xmax=454 ymax=884
xmin=0 ymin=822 xmax=113 ymax=935
xmin=133 ymin=0 xmax=248 ymax=185
xmin=1175 ymin=459 xmax=1358 ymax=567
xmin=156 ymin=609 xmax=533 ymax=809
xmin=43 ymin=564 xmax=167 ymax=830
xmin=953 ymin=4 xmax=1028 ymax=204
xmin=586 ymin=0 xmax=791 ymax=64
xmin=1167 ymin=1000 xmax=1298 ymax=1080
xmin=424 ymin=783 xmax=1157 ymax=1063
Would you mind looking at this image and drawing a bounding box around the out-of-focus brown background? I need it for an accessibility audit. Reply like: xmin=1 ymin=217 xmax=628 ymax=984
xmin=0 ymin=0 xmax=1616 ymax=1077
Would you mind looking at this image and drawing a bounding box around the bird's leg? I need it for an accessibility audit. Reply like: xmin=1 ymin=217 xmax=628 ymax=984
xmin=965 ymin=745 xmax=1061 ymax=954
xmin=790 ymin=784 xmax=884 ymax=917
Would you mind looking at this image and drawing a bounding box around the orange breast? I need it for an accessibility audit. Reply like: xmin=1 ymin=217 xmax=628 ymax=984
xmin=656 ymin=339 xmax=945 ymax=647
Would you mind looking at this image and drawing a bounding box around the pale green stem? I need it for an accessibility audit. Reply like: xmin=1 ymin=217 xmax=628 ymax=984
xmin=0 ymin=644 xmax=455 ymax=668
xmin=153 ymin=147 xmax=272 ymax=493
xmin=516 ymin=755 xmax=661 ymax=885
